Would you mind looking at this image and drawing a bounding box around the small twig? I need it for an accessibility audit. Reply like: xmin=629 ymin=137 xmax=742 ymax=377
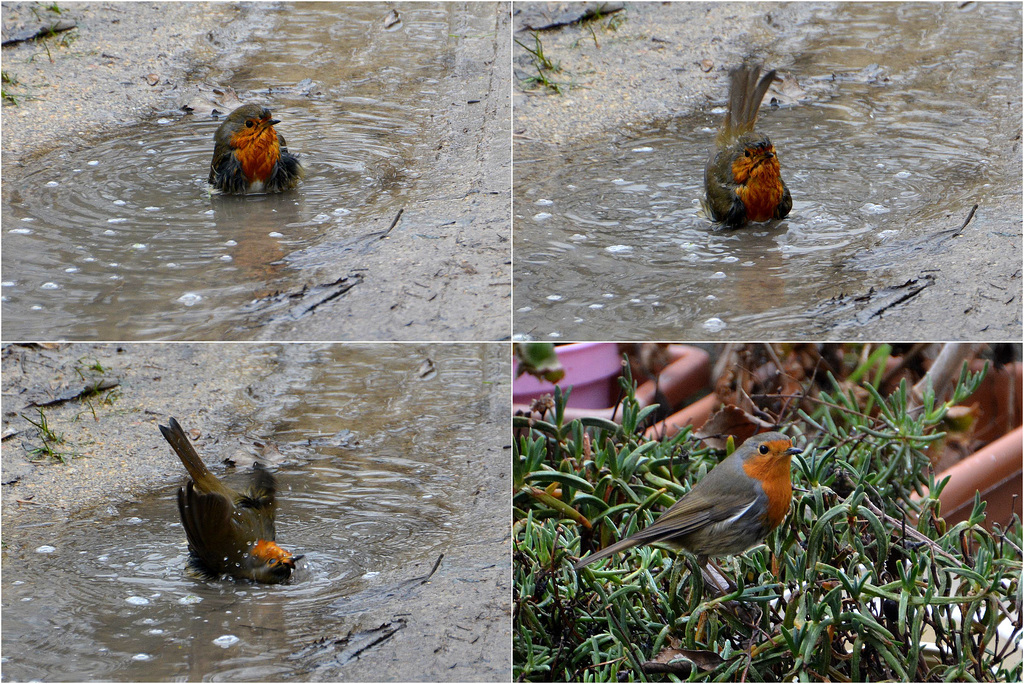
xmin=378 ymin=208 xmax=404 ymax=240
xmin=936 ymin=203 xmax=978 ymax=246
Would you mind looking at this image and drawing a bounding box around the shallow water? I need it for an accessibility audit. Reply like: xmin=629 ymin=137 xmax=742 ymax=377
xmin=513 ymin=2 xmax=1021 ymax=340
xmin=0 ymin=344 xmax=505 ymax=681
xmin=1 ymin=2 xmax=488 ymax=340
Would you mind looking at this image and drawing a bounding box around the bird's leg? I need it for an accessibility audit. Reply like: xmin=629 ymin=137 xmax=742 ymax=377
xmin=699 ymin=557 xmax=736 ymax=596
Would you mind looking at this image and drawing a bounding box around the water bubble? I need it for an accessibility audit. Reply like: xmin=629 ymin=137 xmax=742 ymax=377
xmin=46 ymin=181 xmax=59 ymax=187
xmin=126 ymin=596 xmax=150 ymax=606
xmin=35 ymin=545 xmax=56 ymax=554
xmin=268 ymin=232 xmax=284 ymax=238
xmin=533 ymin=212 xmax=552 ymax=221
xmin=605 ymin=245 xmax=633 ymax=254
xmin=177 ymin=293 xmax=202 ymax=306
xmin=41 ymin=282 xmax=60 ymax=290
xmin=534 ymin=199 xmax=553 ymax=206
xmin=213 ymin=635 xmax=239 ymax=648
xmin=702 ymin=317 xmax=727 ymax=332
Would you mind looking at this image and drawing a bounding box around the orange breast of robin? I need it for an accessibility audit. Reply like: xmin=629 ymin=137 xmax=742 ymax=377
xmin=732 ymin=150 xmax=784 ymax=223
xmin=741 ymin=440 xmax=794 ymax=529
xmin=252 ymin=539 xmax=292 ymax=563
xmin=230 ymin=126 xmax=281 ymax=184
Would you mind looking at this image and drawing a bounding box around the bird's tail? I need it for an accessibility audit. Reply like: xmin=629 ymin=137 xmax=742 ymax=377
xmin=574 ymin=535 xmax=646 ymax=570
xmin=160 ymin=417 xmax=222 ymax=495
xmin=718 ymin=65 xmax=777 ymax=145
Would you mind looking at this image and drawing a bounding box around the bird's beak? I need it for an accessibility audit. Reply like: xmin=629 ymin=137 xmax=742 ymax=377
xmin=786 ymin=446 xmax=802 ymax=456
xmin=267 ymin=118 xmax=280 ymax=127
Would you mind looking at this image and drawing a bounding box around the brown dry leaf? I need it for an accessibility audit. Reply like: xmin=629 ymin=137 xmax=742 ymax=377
xmin=695 ymin=405 xmax=775 ymax=449
xmin=647 ymin=645 xmax=724 ymax=671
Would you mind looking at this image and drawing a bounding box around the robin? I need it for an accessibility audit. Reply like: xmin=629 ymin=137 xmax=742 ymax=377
xmin=160 ymin=417 xmax=303 ymax=583
xmin=208 ymin=104 xmax=304 ymax=194
xmin=574 ymin=432 xmax=800 ymax=570
xmin=703 ymin=65 xmax=792 ymax=228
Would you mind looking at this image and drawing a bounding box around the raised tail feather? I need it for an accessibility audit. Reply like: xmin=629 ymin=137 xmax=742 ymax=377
xmin=719 ymin=65 xmax=777 ymax=144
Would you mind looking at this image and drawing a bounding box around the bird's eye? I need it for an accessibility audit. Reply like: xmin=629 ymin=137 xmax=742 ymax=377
xmin=745 ymin=149 xmax=752 ymax=157
xmin=759 ymin=444 xmax=770 ymax=455
xmin=245 ymin=120 xmax=255 ymax=128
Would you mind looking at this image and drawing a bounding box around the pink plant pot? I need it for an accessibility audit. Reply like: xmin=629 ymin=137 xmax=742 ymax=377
xmin=513 ymin=344 xmax=711 ymax=421
xmin=513 ymin=343 xmax=624 ymax=409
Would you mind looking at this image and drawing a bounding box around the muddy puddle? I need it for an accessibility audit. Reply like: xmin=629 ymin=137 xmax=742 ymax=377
xmin=513 ymin=2 xmax=1021 ymax=340
xmin=1 ymin=344 xmax=509 ymax=681
xmin=1 ymin=2 xmax=493 ymax=341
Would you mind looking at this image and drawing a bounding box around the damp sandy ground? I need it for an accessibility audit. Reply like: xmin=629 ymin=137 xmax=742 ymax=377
xmin=1 ymin=2 xmax=511 ymax=342
xmin=512 ymin=1 xmax=1021 ymax=340
xmin=1 ymin=342 xmax=511 ymax=681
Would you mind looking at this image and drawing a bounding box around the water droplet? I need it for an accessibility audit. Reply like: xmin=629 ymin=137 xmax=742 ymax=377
xmin=534 ymin=199 xmax=553 ymax=206
xmin=702 ymin=317 xmax=727 ymax=332
xmin=87 ymin=160 xmax=99 ymax=166
xmin=546 ymin=295 xmax=563 ymax=301
xmin=108 ymin=218 xmax=129 ymax=224
xmin=631 ymin=146 xmax=654 ymax=153
xmin=40 ymin=282 xmax=59 ymax=290
xmin=45 ymin=181 xmax=59 ymax=187
xmin=125 ymin=596 xmax=150 ymax=605
xmin=35 ymin=545 xmax=56 ymax=554
xmin=177 ymin=293 xmax=202 ymax=306
xmin=533 ymin=212 xmax=552 ymax=221
xmin=268 ymin=232 xmax=284 ymax=238
xmin=131 ymin=654 xmax=152 ymax=661
xmin=605 ymin=245 xmax=633 ymax=254
xmin=219 ymin=255 xmax=232 ymax=262
xmin=213 ymin=635 xmax=239 ymax=648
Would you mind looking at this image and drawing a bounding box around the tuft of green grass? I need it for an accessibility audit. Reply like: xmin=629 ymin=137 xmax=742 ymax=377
xmin=22 ymin=409 xmax=77 ymax=463
xmin=515 ymin=32 xmax=569 ymax=94
xmin=513 ymin=350 xmax=1021 ymax=682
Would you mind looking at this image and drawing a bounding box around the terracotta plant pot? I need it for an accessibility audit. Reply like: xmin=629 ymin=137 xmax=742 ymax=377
xmin=923 ymin=361 xmax=1023 ymax=530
